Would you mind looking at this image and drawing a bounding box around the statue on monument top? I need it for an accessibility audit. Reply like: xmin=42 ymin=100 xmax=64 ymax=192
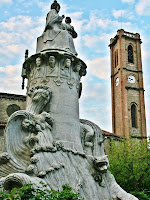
xmin=36 ymin=0 xmax=78 ymax=56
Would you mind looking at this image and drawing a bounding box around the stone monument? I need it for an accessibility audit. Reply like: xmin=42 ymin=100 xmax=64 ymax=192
xmin=0 ymin=1 xmax=138 ymax=199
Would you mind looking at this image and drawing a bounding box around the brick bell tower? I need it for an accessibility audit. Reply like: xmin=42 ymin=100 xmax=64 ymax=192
xmin=109 ymin=29 xmax=147 ymax=138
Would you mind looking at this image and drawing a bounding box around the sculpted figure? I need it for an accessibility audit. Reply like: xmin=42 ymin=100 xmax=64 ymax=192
xmin=64 ymin=17 xmax=78 ymax=39
xmin=61 ymin=58 xmax=71 ymax=77
xmin=49 ymin=56 xmax=56 ymax=69
xmin=75 ymin=63 xmax=81 ymax=73
xmin=37 ymin=0 xmax=77 ymax=56
xmin=0 ymin=85 xmax=54 ymax=190
xmin=34 ymin=57 xmax=42 ymax=79
xmin=46 ymin=55 xmax=56 ymax=76
xmin=44 ymin=0 xmax=63 ymax=32
xmin=30 ymin=57 xmax=42 ymax=82
xmin=73 ymin=61 xmax=82 ymax=81
xmin=64 ymin=58 xmax=71 ymax=68
xmin=36 ymin=57 xmax=41 ymax=67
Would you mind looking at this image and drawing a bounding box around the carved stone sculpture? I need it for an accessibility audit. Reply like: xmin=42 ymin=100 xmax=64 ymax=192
xmin=64 ymin=17 xmax=78 ymax=39
xmin=49 ymin=56 xmax=55 ymax=69
xmin=61 ymin=58 xmax=71 ymax=77
xmin=36 ymin=0 xmax=77 ymax=56
xmin=0 ymin=1 xmax=138 ymax=200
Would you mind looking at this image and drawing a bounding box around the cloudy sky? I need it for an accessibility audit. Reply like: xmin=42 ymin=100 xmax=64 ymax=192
xmin=0 ymin=0 xmax=150 ymax=136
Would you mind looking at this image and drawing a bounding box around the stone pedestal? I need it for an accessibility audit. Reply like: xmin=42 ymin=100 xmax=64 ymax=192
xmin=24 ymin=52 xmax=86 ymax=153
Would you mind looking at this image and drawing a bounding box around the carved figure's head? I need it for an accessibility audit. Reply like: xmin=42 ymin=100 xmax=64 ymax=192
xmin=49 ymin=56 xmax=56 ymax=68
xmin=65 ymin=58 xmax=71 ymax=68
xmin=28 ymin=85 xmax=52 ymax=106
xmin=65 ymin=17 xmax=71 ymax=24
xmin=51 ymin=0 xmax=60 ymax=13
xmin=75 ymin=62 xmax=82 ymax=72
xmin=80 ymin=68 xmax=87 ymax=77
xmin=94 ymin=155 xmax=109 ymax=173
xmin=36 ymin=57 xmax=41 ymax=67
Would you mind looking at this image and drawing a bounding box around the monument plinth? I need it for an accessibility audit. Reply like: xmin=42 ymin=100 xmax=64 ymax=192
xmin=0 ymin=1 xmax=138 ymax=199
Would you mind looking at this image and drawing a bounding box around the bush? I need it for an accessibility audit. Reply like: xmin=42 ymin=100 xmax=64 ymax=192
xmin=131 ymin=191 xmax=150 ymax=200
xmin=108 ymin=138 xmax=150 ymax=198
xmin=0 ymin=183 xmax=84 ymax=200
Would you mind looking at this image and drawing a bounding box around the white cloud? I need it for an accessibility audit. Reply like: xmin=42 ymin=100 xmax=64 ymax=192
xmin=136 ymin=0 xmax=150 ymax=16
xmin=122 ymin=0 xmax=134 ymax=3
xmin=0 ymin=15 xmax=45 ymax=60
xmin=82 ymin=33 xmax=111 ymax=48
xmin=112 ymin=9 xmax=126 ymax=18
xmin=79 ymin=75 xmax=112 ymax=132
xmin=0 ymin=44 xmax=26 ymax=56
xmin=1 ymin=16 xmax=34 ymax=32
xmin=0 ymin=64 xmax=25 ymax=95
xmin=0 ymin=32 xmax=21 ymax=45
xmin=35 ymin=0 xmax=68 ymax=15
xmin=86 ymin=56 xmax=110 ymax=80
xmin=0 ymin=65 xmax=20 ymax=76
xmin=83 ymin=13 xmax=133 ymax=31
xmin=66 ymin=12 xmax=83 ymax=20
xmin=0 ymin=0 xmax=12 ymax=4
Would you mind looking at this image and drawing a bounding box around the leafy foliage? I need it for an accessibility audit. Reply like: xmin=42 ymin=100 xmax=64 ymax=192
xmin=131 ymin=191 xmax=150 ymax=200
xmin=108 ymin=138 xmax=150 ymax=199
xmin=0 ymin=183 xmax=84 ymax=200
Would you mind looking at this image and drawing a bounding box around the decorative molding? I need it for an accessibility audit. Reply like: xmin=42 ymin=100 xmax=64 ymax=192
xmin=0 ymin=93 xmax=26 ymax=101
xmin=23 ymin=52 xmax=87 ymax=89
xmin=123 ymin=67 xmax=143 ymax=73
xmin=125 ymin=86 xmax=144 ymax=91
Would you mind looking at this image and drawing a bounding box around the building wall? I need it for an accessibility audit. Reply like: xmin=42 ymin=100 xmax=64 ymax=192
xmin=0 ymin=126 xmax=5 ymax=152
xmin=0 ymin=93 xmax=26 ymax=153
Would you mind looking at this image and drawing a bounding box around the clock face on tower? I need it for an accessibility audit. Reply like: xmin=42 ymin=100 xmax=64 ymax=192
xmin=115 ymin=77 xmax=119 ymax=86
xmin=128 ymin=75 xmax=136 ymax=83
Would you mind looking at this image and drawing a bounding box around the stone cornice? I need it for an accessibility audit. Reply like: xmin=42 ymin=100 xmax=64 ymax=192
xmin=0 ymin=93 xmax=26 ymax=101
xmin=123 ymin=67 xmax=143 ymax=73
xmin=125 ymin=86 xmax=144 ymax=91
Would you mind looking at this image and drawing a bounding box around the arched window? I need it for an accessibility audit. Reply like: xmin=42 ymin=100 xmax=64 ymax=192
xmin=131 ymin=104 xmax=137 ymax=128
xmin=128 ymin=45 xmax=133 ymax=63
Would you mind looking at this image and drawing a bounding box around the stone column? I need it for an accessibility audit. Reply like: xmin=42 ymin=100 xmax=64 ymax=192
xmin=23 ymin=52 xmax=87 ymax=153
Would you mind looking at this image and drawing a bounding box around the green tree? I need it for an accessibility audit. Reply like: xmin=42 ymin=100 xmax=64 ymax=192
xmin=0 ymin=183 xmax=84 ymax=200
xmin=108 ymin=138 xmax=150 ymax=198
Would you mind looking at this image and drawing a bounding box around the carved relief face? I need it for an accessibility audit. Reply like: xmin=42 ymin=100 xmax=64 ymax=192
xmin=94 ymin=156 xmax=109 ymax=173
xmin=76 ymin=64 xmax=81 ymax=72
xmin=36 ymin=57 xmax=41 ymax=67
xmin=49 ymin=56 xmax=55 ymax=68
xmin=65 ymin=58 xmax=71 ymax=68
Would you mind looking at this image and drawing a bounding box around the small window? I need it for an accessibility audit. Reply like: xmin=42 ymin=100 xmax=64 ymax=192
xmin=115 ymin=49 xmax=118 ymax=67
xmin=128 ymin=45 xmax=133 ymax=63
xmin=131 ymin=104 xmax=137 ymax=128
